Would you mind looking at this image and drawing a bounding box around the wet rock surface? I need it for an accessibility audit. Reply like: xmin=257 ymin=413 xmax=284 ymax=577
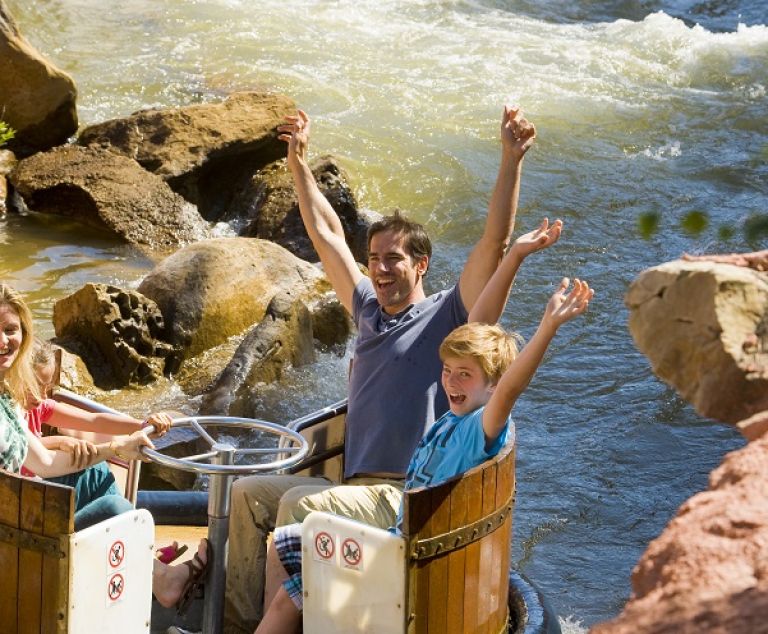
xmin=200 ymin=291 xmax=315 ymax=416
xmin=626 ymin=260 xmax=768 ymax=424
xmin=0 ymin=1 xmax=78 ymax=156
xmin=10 ymin=145 xmax=209 ymax=248
xmin=227 ymin=156 xmax=378 ymax=263
xmin=53 ymin=283 xmax=180 ymax=389
xmin=78 ymin=91 xmax=295 ymax=221
xmin=137 ymin=237 xmax=345 ymax=360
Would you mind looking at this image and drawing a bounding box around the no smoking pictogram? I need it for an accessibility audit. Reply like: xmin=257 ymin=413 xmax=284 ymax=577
xmin=314 ymin=531 xmax=334 ymax=560
xmin=108 ymin=540 xmax=125 ymax=568
xmin=107 ymin=573 xmax=125 ymax=602
xmin=341 ymin=538 xmax=362 ymax=569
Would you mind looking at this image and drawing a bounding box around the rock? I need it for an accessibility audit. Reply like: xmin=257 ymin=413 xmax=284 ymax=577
xmin=137 ymin=237 xmax=347 ymax=359
xmin=0 ymin=1 xmax=78 ymax=156
xmin=228 ymin=156 xmax=377 ymax=263
xmin=53 ymin=283 xmax=181 ymax=389
xmin=625 ymin=260 xmax=768 ymax=424
xmin=200 ymin=292 xmax=315 ymax=416
xmin=737 ymin=410 xmax=768 ymax=442
xmin=55 ymin=346 xmax=99 ymax=398
xmin=9 ymin=145 xmax=209 ymax=248
xmin=78 ymin=91 xmax=295 ymax=221
xmin=0 ymin=149 xmax=15 ymax=214
xmin=591 ymin=434 xmax=768 ymax=634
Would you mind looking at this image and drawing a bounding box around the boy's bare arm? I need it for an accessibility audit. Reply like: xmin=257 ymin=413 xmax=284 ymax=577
xmin=468 ymin=218 xmax=563 ymax=325
xmin=481 ymin=278 xmax=594 ymax=442
xmin=459 ymin=106 xmax=535 ymax=312
xmin=278 ymin=110 xmax=363 ymax=314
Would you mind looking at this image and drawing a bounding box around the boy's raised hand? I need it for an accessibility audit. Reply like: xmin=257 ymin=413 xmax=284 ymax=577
xmin=511 ymin=218 xmax=563 ymax=259
xmin=542 ymin=278 xmax=594 ymax=331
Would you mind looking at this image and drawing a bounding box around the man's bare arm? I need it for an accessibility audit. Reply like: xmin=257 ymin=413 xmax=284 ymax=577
xmin=459 ymin=106 xmax=536 ymax=311
xmin=278 ymin=111 xmax=363 ymax=313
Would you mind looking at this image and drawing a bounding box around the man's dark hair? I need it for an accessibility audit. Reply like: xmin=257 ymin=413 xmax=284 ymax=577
xmin=367 ymin=209 xmax=432 ymax=272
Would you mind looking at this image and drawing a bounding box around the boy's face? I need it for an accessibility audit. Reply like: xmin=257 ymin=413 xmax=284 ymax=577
xmin=441 ymin=355 xmax=494 ymax=416
xmin=368 ymin=230 xmax=428 ymax=315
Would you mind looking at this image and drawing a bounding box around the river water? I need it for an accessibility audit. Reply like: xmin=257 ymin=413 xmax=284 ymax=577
xmin=3 ymin=0 xmax=767 ymax=629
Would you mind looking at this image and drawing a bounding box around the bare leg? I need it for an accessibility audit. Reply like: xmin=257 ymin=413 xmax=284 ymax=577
xmin=254 ymin=586 xmax=301 ymax=634
xmin=683 ymin=250 xmax=768 ymax=271
xmin=153 ymin=538 xmax=208 ymax=608
xmin=263 ymin=539 xmax=289 ymax=614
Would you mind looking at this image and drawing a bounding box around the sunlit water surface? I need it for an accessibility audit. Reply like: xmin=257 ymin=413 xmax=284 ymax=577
xmin=4 ymin=0 xmax=767 ymax=628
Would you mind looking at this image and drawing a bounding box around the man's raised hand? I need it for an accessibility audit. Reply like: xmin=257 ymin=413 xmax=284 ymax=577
xmin=277 ymin=109 xmax=311 ymax=166
xmin=501 ymin=105 xmax=536 ymax=159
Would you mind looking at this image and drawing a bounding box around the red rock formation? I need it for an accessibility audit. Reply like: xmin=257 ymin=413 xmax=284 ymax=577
xmin=592 ymin=432 xmax=768 ymax=634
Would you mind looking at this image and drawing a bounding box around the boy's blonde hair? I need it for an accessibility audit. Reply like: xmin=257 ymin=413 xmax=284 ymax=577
xmin=439 ymin=323 xmax=523 ymax=385
xmin=0 ymin=284 xmax=40 ymax=404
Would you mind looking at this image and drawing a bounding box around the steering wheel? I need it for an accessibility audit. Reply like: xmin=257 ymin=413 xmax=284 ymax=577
xmin=140 ymin=416 xmax=310 ymax=475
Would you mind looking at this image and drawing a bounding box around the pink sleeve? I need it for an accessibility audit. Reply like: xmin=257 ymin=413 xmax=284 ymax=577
xmin=38 ymin=399 xmax=57 ymax=423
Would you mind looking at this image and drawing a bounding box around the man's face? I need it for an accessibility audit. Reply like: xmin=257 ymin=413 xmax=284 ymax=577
xmin=34 ymin=360 xmax=57 ymax=398
xmin=441 ymin=355 xmax=494 ymax=416
xmin=367 ymin=230 xmax=428 ymax=315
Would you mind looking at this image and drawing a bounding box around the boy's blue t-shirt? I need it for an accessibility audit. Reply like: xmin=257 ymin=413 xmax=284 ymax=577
xmin=394 ymin=405 xmax=512 ymax=533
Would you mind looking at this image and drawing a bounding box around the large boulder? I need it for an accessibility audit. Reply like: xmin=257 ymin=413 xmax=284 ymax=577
xmin=0 ymin=1 xmax=78 ymax=156
xmin=137 ymin=237 xmax=348 ymax=360
xmin=591 ymin=433 xmax=768 ymax=634
xmin=10 ymin=145 xmax=209 ymax=248
xmin=53 ymin=283 xmax=180 ymax=389
xmin=78 ymin=92 xmax=295 ymax=221
xmin=227 ymin=156 xmax=378 ymax=263
xmin=625 ymin=260 xmax=768 ymax=424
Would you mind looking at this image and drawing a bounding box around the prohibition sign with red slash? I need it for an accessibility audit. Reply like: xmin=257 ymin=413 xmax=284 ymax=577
xmin=108 ymin=540 xmax=125 ymax=568
xmin=314 ymin=531 xmax=334 ymax=560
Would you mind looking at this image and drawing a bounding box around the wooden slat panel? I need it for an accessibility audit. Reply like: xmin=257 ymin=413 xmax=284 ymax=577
xmin=426 ymin=487 xmax=451 ymax=633
xmin=19 ymin=478 xmax=46 ymax=634
xmin=491 ymin=448 xmax=515 ymax=628
xmin=476 ymin=463 xmax=498 ymax=633
xmin=0 ymin=473 xmax=22 ymax=633
xmin=41 ymin=482 xmax=74 ymax=634
xmin=445 ymin=473 xmax=469 ymax=634
xmin=461 ymin=467 xmax=484 ymax=633
xmin=404 ymin=486 xmax=434 ymax=634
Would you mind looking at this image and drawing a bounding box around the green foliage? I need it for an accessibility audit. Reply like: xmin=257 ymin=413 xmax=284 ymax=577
xmin=0 ymin=121 xmax=15 ymax=147
xmin=680 ymin=210 xmax=708 ymax=236
xmin=637 ymin=211 xmax=660 ymax=240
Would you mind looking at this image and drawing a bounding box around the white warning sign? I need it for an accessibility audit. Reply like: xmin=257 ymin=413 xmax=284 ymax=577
xmin=341 ymin=537 xmax=363 ymax=571
xmin=313 ymin=531 xmax=335 ymax=564
xmin=108 ymin=539 xmax=125 ymax=569
xmin=107 ymin=572 xmax=125 ymax=604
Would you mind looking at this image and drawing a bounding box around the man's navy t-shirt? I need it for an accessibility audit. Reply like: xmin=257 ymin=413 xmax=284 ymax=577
xmin=344 ymin=277 xmax=468 ymax=479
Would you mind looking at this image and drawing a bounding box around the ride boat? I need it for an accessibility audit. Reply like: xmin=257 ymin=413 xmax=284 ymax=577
xmin=0 ymin=391 xmax=561 ymax=634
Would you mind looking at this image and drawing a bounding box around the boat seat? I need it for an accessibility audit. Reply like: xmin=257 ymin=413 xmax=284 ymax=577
xmin=0 ymin=470 xmax=154 ymax=634
xmin=302 ymin=434 xmax=516 ymax=634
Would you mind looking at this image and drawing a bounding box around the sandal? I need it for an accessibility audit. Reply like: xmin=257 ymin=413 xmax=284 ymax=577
xmin=156 ymin=541 xmax=189 ymax=565
xmin=176 ymin=538 xmax=211 ymax=616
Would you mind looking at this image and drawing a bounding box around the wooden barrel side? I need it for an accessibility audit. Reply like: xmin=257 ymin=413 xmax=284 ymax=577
xmin=402 ymin=438 xmax=516 ymax=634
xmin=0 ymin=471 xmax=74 ymax=634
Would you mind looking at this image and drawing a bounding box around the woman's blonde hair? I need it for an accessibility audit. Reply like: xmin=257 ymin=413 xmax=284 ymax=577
xmin=439 ymin=323 xmax=523 ymax=385
xmin=0 ymin=284 xmax=40 ymax=404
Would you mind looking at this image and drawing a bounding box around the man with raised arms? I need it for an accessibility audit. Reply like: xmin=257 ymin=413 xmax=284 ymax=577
xmin=224 ymin=105 xmax=560 ymax=633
